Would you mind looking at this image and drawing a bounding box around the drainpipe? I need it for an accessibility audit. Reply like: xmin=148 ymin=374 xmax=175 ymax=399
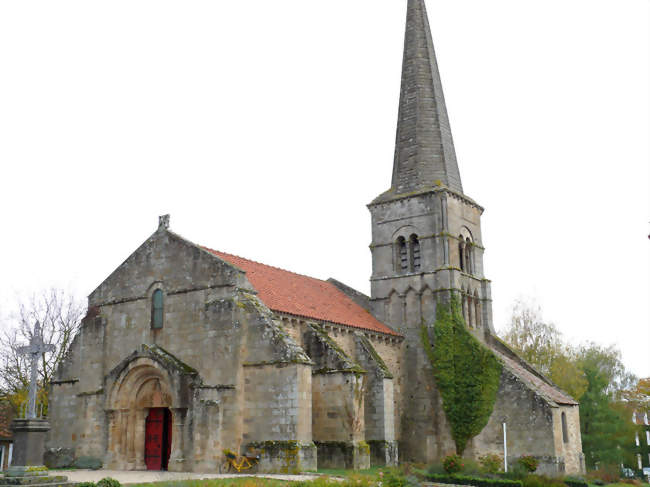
xmin=503 ymin=422 xmax=508 ymax=473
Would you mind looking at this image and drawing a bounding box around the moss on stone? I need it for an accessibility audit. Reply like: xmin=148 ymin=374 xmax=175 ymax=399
xmin=142 ymin=344 xmax=199 ymax=375
xmin=247 ymin=440 xmax=305 ymax=474
xmin=308 ymin=324 xmax=365 ymax=374
xmin=357 ymin=334 xmax=393 ymax=378
xmin=76 ymin=388 xmax=104 ymax=397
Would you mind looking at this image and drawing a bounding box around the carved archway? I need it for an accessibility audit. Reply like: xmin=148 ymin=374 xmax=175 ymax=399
xmin=104 ymin=346 xmax=200 ymax=470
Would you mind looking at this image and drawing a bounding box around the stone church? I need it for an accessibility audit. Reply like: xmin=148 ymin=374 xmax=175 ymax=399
xmin=47 ymin=0 xmax=584 ymax=475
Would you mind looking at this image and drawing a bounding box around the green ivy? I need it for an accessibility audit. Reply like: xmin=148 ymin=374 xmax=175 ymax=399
xmin=421 ymin=295 xmax=503 ymax=454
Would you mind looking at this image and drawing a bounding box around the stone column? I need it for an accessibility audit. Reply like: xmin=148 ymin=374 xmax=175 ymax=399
xmin=134 ymin=409 xmax=147 ymax=469
xmin=105 ymin=410 xmax=118 ymax=468
xmin=168 ymin=408 xmax=186 ymax=472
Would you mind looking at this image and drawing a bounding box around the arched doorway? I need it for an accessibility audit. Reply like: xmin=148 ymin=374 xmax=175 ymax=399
xmin=106 ymin=358 xmax=175 ymax=470
xmin=145 ymin=408 xmax=172 ymax=470
xmin=105 ymin=345 xmax=203 ymax=471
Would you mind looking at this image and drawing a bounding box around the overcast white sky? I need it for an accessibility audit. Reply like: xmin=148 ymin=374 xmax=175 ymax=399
xmin=0 ymin=0 xmax=648 ymax=377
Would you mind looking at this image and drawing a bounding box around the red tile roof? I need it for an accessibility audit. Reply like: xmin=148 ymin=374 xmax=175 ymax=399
xmin=203 ymin=247 xmax=400 ymax=337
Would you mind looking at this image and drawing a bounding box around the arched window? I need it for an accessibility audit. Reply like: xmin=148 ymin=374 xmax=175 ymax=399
xmin=396 ymin=237 xmax=408 ymax=273
xmin=561 ymin=412 xmax=569 ymax=443
xmin=458 ymin=237 xmax=465 ymax=271
xmin=409 ymin=234 xmax=421 ymax=272
xmin=152 ymin=289 xmax=164 ymax=329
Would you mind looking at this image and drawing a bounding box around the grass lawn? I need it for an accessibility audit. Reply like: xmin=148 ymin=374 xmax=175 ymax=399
xmin=316 ymin=467 xmax=385 ymax=478
xmin=129 ymin=479 xmax=297 ymax=487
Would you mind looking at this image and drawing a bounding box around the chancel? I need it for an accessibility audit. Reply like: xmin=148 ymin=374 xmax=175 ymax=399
xmin=47 ymin=0 xmax=585 ymax=474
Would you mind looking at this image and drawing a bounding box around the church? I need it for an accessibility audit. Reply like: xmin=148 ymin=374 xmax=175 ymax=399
xmin=47 ymin=0 xmax=585 ymax=475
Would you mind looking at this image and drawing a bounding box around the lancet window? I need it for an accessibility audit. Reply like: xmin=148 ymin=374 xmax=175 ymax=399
xmin=152 ymin=289 xmax=164 ymax=329
xmin=396 ymin=237 xmax=408 ymax=273
xmin=409 ymin=234 xmax=421 ymax=272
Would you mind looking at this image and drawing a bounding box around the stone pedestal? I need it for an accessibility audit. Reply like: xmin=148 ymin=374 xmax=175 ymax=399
xmin=0 ymin=420 xmax=74 ymax=487
xmin=9 ymin=419 xmax=50 ymax=467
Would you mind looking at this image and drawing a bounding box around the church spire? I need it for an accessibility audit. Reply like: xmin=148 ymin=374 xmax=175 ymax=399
xmin=391 ymin=0 xmax=463 ymax=195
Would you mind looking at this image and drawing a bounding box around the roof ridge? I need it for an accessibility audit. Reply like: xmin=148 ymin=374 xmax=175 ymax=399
xmin=201 ymin=246 xmax=333 ymax=284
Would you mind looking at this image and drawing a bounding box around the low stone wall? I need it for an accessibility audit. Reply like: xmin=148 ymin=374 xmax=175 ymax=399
xmin=315 ymin=441 xmax=370 ymax=470
xmin=247 ymin=441 xmax=317 ymax=473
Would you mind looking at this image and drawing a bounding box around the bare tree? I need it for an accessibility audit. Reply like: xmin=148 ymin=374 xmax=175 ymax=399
xmin=0 ymin=289 xmax=85 ymax=411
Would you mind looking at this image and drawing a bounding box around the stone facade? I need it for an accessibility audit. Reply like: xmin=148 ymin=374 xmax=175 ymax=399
xmin=47 ymin=0 xmax=584 ymax=475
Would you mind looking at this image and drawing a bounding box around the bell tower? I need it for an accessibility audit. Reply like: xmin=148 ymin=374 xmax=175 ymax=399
xmin=368 ymin=0 xmax=495 ymax=462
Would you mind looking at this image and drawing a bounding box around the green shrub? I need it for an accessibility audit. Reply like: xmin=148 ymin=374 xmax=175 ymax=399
xmin=500 ymin=463 xmax=528 ymax=481
xmin=383 ymin=470 xmax=420 ymax=487
xmin=586 ymin=465 xmax=620 ymax=484
xmin=461 ymin=458 xmax=484 ymax=476
xmin=425 ymin=473 xmax=523 ymax=487
xmin=563 ymin=476 xmax=588 ymax=487
xmin=521 ymin=475 xmax=565 ymax=487
xmin=427 ymin=462 xmax=447 ymax=475
xmin=517 ymin=456 xmax=539 ymax=473
xmin=479 ymin=454 xmax=503 ymax=474
xmin=72 ymin=456 xmax=103 ymax=470
xmin=77 ymin=483 xmax=96 ymax=487
xmin=97 ymin=478 xmax=121 ymax=487
xmin=443 ymin=454 xmax=464 ymax=474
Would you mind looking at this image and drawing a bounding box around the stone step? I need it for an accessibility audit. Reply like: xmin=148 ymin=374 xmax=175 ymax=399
xmin=0 ymin=482 xmax=76 ymax=487
xmin=0 ymin=477 xmax=69 ymax=486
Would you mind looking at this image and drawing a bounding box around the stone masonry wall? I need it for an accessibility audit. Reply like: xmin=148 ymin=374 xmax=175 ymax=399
xmin=243 ymin=363 xmax=312 ymax=444
xmin=47 ymin=229 xmax=313 ymax=472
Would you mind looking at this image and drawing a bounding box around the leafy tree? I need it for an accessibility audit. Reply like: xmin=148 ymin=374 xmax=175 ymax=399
xmin=576 ymin=343 xmax=637 ymax=469
xmin=0 ymin=289 xmax=85 ymax=415
xmin=501 ymin=298 xmax=640 ymax=470
xmin=503 ymin=299 xmax=563 ymax=375
xmin=502 ymin=299 xmax=587 ymax=400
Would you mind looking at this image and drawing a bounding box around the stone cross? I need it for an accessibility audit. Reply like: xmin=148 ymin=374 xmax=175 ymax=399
xmin=17 ymin=322 xmax=55 ymax=419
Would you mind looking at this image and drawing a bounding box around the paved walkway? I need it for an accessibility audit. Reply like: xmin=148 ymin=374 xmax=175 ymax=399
xmin=59 ymin=470 xmax=322 ymax=484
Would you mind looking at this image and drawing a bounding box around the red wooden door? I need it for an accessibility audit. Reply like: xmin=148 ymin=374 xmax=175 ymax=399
xmin=145 ymin=409 xmax=164 ymax=470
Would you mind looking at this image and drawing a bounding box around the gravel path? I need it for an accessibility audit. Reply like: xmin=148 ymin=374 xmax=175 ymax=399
xmin=58 ymin=470 xmax=323 ymax=484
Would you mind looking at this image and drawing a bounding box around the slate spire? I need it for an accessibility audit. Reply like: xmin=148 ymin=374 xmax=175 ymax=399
xmin=392 ymin=0 xmax=463 ymax=195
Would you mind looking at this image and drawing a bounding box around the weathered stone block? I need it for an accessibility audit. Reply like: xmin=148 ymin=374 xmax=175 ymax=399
xmin=315 ymin=441 xmax=371 ymax=470
xmin=247 ymin=441 xmax=317 ymax=473
xmin=43 ymin=448 xmax=75 ymax=469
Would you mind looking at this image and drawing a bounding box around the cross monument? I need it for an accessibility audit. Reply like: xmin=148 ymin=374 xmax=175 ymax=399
xmin=2 ymin=321 xmax=69 ymax=482
xmin=17 ymin=321 xmax=55 ymax=419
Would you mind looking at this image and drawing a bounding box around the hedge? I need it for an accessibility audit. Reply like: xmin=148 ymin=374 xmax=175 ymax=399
xmin=425 ymin=473 xmax=523 ymax=487
xmin=563 ymin=479 xmax=588 ymax=487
